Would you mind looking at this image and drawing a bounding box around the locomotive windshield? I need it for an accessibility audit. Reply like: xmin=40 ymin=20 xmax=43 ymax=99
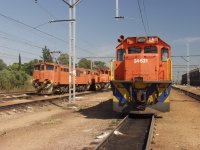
xmin=117 ymin=49 xmax=126 ymax=61
xmin=46 ymin=65 xmax=54 ymax=70
xmin=128 ymin=46 xmax=141 ymax=54
xmin=144 ymin=46 xmax=157 ymax=53
xmin=34 ymin=65 xmax=40 ymax=70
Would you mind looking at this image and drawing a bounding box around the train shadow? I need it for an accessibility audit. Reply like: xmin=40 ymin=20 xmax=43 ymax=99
xmin=78 ymin=99 xmax=121 ymax=119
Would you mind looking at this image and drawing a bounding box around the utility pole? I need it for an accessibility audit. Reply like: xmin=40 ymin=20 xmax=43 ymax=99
xmin=187 ymin=43 xmax=190 ymax=86
xmin=177 ymin=71 xmax=180 ymax=84
xmin=115 ymin=0 xmax=124 ymax=19
xmin=115 ymin=0 xmax=119 ymax=18
xmin=62 ymin=0 xmax=80 ymax=103
xmin=42 ymin=0 xmax=80 ymax=103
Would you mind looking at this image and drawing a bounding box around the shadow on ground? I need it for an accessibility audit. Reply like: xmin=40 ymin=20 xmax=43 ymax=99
xmin=78 ymin=99 xmax=121 ymax=119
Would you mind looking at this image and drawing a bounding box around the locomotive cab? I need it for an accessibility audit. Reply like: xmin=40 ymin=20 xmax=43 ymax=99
xmin=115 ymin=37 xmax=171 ymax=81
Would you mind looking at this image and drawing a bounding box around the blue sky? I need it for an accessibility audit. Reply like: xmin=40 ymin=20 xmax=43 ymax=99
xmin=0 ymin=0 xmax=200 ymax=82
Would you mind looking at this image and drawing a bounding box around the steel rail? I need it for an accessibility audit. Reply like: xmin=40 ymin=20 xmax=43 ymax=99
xmin=0 ymin=91 xmax=34 ymax=95
xmin=0 ymin=94 xmax=34 ymax=101
xmin=145 ymin=115 xmax=155 ymax=150
xmin=0 ymin=91 xmax=100 ymax=110
xmin=94 ymin=114 xmax=154 ymax=150
xmin=172 ymin=86 xmax=200 ymax=101
xmin=94 ymin=115 xmax=129 ymax=150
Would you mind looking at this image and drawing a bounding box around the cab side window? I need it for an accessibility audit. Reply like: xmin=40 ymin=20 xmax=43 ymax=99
xmin=64 ymin=68 xmax=69 ymax=72
xmin=76 ymin=70 xmax=80 ymax=77
xmin=117 ymin=49 xmax=126 ymax=61
xmin=161 ymin=47 xmax=168 ymax=61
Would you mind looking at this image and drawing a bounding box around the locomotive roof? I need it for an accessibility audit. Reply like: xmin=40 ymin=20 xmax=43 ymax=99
xmin=116 ymin=36 xmax=170 ymax=48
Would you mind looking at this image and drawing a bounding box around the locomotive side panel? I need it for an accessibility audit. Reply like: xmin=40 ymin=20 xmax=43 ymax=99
xmin=114 ymin=61 xmax=124 ymax=80
xmin=59 ymin=66 xmax=69 ymax=85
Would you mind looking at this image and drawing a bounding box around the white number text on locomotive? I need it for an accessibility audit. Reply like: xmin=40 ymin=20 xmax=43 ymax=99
xmin=134 ymin=59 xmax=148 ymax=63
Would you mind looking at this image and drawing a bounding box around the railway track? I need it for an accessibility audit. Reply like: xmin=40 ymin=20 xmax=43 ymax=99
xmin=0 ymin=90 xmax=99 ymax=111
xmin=172 ymin=86 xmax=200 ymax=101
xmin=0 ymin=91 xmax=34 ymax=96
xmin=0 ymin=93 xmax=36 ymax=101
xmin=95 ymin=114 xmax=154 ymax=150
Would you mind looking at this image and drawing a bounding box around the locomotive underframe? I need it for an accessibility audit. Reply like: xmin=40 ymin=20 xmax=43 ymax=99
xmin=110 ymin=80 xmax=172 ymax=114
xmin=33 ymin=79 xmax=110 ymax=94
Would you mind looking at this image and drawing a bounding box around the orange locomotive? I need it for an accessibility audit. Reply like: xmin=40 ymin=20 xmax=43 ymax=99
xmin=110 ymin=36 xmax=172 ymax=113
xmin=32 ymin=62 xmax=110 ymax=94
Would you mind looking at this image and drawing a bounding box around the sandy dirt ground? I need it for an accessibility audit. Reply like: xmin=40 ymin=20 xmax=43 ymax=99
xmin=1 ymin=89 xmax=200 ymax=150
xmin=154 ymin=89 xmax=200 ymax=150
xmin=0 ymin=91 xmax=120 ymax=150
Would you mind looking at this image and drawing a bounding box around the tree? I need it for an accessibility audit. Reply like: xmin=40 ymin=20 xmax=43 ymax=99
xmin=78 ymin=58 xmax=91 ymax=69
xmin=0 ymin=59 xmax=7 ymax=71
xmin=8 ymin=63 xmax=19 ymax=71
xmin=41 ymin=46 xmax=53 ymax=63
xmin=23 ymin=59 xmax=39 ymax=75
xmin=57 ymin=53 xmax=69 ymax=65
xmin=93 ymin=61 xmax=107 ymax=69
xmin=18 ymin=53 xmax=21 ymax=70
xmin=0 ymin=69 xmax=28 ymax=90
xmin=77 ymin=58 xmax=107 ymax=69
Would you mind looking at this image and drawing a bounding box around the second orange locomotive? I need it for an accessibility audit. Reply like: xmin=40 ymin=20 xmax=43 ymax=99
xmin=32 ymin=63 xmax=110 ymax=94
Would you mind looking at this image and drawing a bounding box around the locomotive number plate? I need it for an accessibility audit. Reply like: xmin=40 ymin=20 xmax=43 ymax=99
xmin=134 ymin=58 xmax=148 ymax=63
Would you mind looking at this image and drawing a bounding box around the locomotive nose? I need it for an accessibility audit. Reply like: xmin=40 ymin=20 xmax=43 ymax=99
xmin=125 ymin=55 xmax=158 ymax=81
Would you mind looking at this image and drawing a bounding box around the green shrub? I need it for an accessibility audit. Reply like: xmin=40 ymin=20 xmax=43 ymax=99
xmin=0 ymin=69 xmax=29 ymax=90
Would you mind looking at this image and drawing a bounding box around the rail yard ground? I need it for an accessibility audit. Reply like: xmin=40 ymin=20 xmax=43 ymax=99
xmin=154 ymin=89 xmax=200 ymax=150
xmin=0 ymin=91 xmax=120 ymax=150
xmin=0 ymin=88 xmax=200 ymax=150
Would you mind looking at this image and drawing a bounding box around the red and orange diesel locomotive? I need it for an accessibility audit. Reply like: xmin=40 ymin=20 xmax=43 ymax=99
xmin=32 ymin=62 xmax=110 ymax=94
xmin=110 ymin=36 xmax=172 ymax=113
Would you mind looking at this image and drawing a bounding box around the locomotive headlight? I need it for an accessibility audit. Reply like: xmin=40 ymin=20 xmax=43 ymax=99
xmin=137 ymin=37 xmax=146 ymax=43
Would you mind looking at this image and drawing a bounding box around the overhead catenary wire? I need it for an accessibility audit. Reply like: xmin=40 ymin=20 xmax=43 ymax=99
xmin=137 ymin=0 xmax=148 ymax=35
xmin=0 ymin=45 xmax=40 ymax=57
xmin=35 ymin=1 xmax=98 ymax=57
xmin=0 ymin=51 xmax=37 ymax=61
xmin=172 ymin=55 xmax=200 ymax=57
xmin=142 ymin=0 xmax=150 ymax=34
xmin=0 ymin=35 xmax=42 ymax=49
xmin=77 ymin=56 xmax=115 ymax=59
xmin=35 ymin=2 xmax=55 ymax=20
xmin=0 ymin=11 xmax=96 ymax=56
xmin=0 ymin=12 xmax=67 ymax=43
xmin=34 ymin=0 xmax=99 ymax=56
xmin=0 ymin=30 xmax=44 ymax=49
